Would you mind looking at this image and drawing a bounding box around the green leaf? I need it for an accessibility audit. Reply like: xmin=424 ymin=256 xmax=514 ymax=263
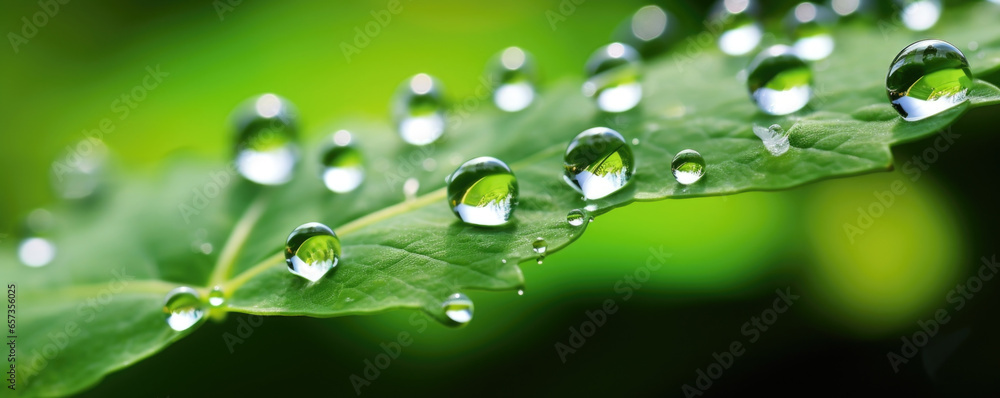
xmin=4 ymin=2 xmax=1000 ymax=396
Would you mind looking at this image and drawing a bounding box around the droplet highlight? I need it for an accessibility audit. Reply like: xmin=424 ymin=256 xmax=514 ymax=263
xmin=897 ymin=0 xmax=941 ymax=31
xmin=442 ymin=293 xmax=474 ymax=325
xmin=18 ymin=237 xmax=55 ymax=267
xmin=563 ymin=127 xmax=635 ymax=200
xmin=284 ymin=222 xmax=341 ymax=282
xmin=532 ymin=237 xmax=547 ymax=254
xmin=752 ymin=124 xmax=791 ymax=156
xmin=886 ymin=40 xmax=972 ymax=121
xmin=567 ymin=209 xmax=586 ymax=227
xmin=785 ymin=2 xmax=836 ymax=61
xmin=710 ymin=0 xmax=763 ymax=56
xmin=746 ymin=45 xmax=813 ymax=115
xmin=490 ymin=47 xmax=537 ymax=112
xmin=208 ymin=286 xmax=225 ymax=307
xmin=446 ymin=157 xmax=518 ymax=227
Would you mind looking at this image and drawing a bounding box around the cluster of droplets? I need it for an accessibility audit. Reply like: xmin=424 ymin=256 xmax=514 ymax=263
xmin=71 ymin=1 xmax=979 ymax=333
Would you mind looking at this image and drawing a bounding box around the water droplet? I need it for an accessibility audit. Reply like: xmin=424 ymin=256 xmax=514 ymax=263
xmin=532 ymin=237 xmax=547 ymax=254
xmin=710 ymin=0 xmax=763 ymax=56
xmin=208 ymin=286 xmax=225 ymax=307
xmin=536 ymin=257 xmax=544 ymax=265
xmin=897 ymin=0 xmax=941 ymax=31
xmin=403 ymin=178 xmax=420 ymax=200
xmin=393 ymin=73 xmax=446 ymax=145
xmin=785 ymin=2 xmax=836 ymax=61
xmin=746 ymin=45 xmax=813 ymax=115
xmin=671 ymin=149 xmax=706 ymax=185
xmin=631 ymin=138 xmax=640 ymax=146
xmin=446 ymin=157 xmax=518 ymax=227
xmin=284 ymin=222 xmax=340 ymax=282
xmin=752 ymin=124 xmax=791 ymax=156
xmin=614 ymin=5 xmax=677 ymax=57
xmin=830 ymin=0 xmax=872 ymax=16
xmin=233 ymin=94 xmax=298 ymax=185
xmin=490 ymin=47 xmax=537 ymax=112
xmin=421 ymin=157 xmax=437 ymax=172
xmin=501 ymin=258 xmax=507 ymax=264
xmin=582 ymin=43 xmax=642 ymax=113
xmin=442 ymin=293 xmax=473 ymax=325
xmin=199 ymin=243 xmax=213 ymax=254
xmin=163 ymin=287 xmax=205 ymax=332
xmin=563 ymin=127 xmax=635 ymax=200
xmin=51 ymin=139 xmax=108 ymax=200
xmin=18 ymin=237 xmax=55 ymax=267
xmin=584 ymin=204 xmax=598 ymax=212
xmin=320 ymin=130 xmax=365 ymax=193
xmin=886 ymin=40 xmax=972 ymax=121
xmin=517 ymin=289 xmax=524 ymax=296
xmin=567 ymin=209 xmax=587 ymax=226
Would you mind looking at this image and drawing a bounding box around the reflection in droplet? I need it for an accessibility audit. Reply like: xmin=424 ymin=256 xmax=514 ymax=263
xmin=442 ymin=293 xmax=474 ymax=325
xmin=563 ymin=127 xmax=636 ymax=200
xmin=746 ymin=45 xmax=813 ymax=115
xmin=583 ymin=43 xmax=643 ymax=113
xmin=233 ymin=94 xmax=299 ymax=185
xmin=284 ymin=222 xmax=341 ymax=282
xmin=710 ymin=0 xmax=763 ymax=56
xmin=446 ymin=157 xmax=518 ymax=227
xmin=393 ymin=73 xmax=446 ymax=145
xmin=320 ymin=130 xmax=365 ymax=193
xmin=490 ymin=47 xmax=538 ymax=112
xmin=163 ymin=287 xmax=205 ymax=332
xmin=786 ymin=2 xmax=837 ymax=61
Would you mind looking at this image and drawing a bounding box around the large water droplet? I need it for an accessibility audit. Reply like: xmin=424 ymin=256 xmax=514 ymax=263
xmin=320 ymin=130 xmax=365 ymax=193
xmin=886 ymin=40 xmax=972 ymax=121
xmin=163 ymin=287 xmax=205 ymax=332
xmin=532 ymin=237 xmax=548 ymax=254
xmin=50 ymin=139 xmax=108 ymax=200
xmin=446 ymin=157 xmax=518 ymax=227
xmin=582 ymin=43 xmax=642 ymax=113
xmin=208 ymin=286 xmax=225 ymax=307
xmin=567 ymin=209 xmax=587 ymax=226
xmin=393 ymin=73 xmax=446 ymax=145
xmin=897 ymin=0 xmax=941 ymax=31
xmin=284 ymin=222 xmax=341 ymax=282
xmin=746 ymin=45 xmax=813 ymax=115
xmin=233 ymin=94 xmax=298 ymax=185
xmin=710 ymin=0 xmax=763 ymax=56
xmin=753 ymin=124 xmax=791 ymax=156
xmin=786 ymin=2 xmax=836 ymax=61
xmin=442 ymin=293 xmax=474 ymax=325
xmin=18 ymin=237 xmax=55 ymax=267
xmin=490 ymin=47 xmax=537 ymax=112
xmin=563 ymin=127 xmax=635 ymax=200
xmin=672 ymin=149 xmax=706 ymax=185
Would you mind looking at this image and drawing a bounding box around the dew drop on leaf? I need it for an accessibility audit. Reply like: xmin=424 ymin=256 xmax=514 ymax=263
xmin=671 ymin=149 xmax=706 ymax=185
xmin=582 ymin=43 xmax=642 ymax=113
xmin=746 ymin=45 xmax=813 ymax=115
xmin=233 ymin=93 xmax=298 ymax=186
xmin=563 ymin=127 xmax=635 ymax=200
xmin=208 ymin=286 xmax=225 ymax=307
xmin=753 ymin=123 xmax=791 ymax=156
xmin=442 ymin=293 xmax=473 ymax=326
xmin=897 ymin=0 xmax=941 ymax=31
xmin=567 ymin=209 xmax=587 ymax=227
xmin=163 ymin=287 xmax=205 ymax=332
xmin=393 ymin=73 xmax=446 ymax=145
xmin=320 ymin=130 xmax=365 ymax=193
xmin=284 ymin=222 xmax=340 ymax=282
xmin=785 ymin=2 xmax=836 ymax=61
xmin=886 ymin=39 xmax=972 ymax=121
xmin=532 ymin=237 xmax=547 ymax=254
xmin=489 ymin=46 xmax=537 ymax=112
xmin=446 ymin=157 xmax=518 ymax=227
xmin=709 ymin=0 xmax=763 ymax=56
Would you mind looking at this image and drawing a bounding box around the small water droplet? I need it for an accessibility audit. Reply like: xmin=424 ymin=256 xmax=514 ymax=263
xmin=446 ymin=157 xmax=518 ymax=227
xmin=233 ymin=94 xmax=298 ymax=185
xmin=51 ymin=139 xmax=108 ymax=200
xmin=320 ymin=130 xmax=365 ymax=193
xmin=208 ymin=286 xmax=225 ymax=307
xmin=501 ymin=258 xmax=507 ymax=264
xmin=563 ymin=127 xmax=635 ymax=200
xmin=886 ymin=40 xmax=971 ymax=121
xmin=567 ymin=209 xmax=587 ymax=227
xmin=393 ymin=73 xmax=446 ymax=145
xmin=403 ymin=178 xmax=420 ymax=200
xmin=968 ymin=41 xmax=979 ymax=52
xmin=710 ymin=0 xmax=763 ymax=56
xmin=831 ymin=0 xmax=871 ymax=17
xmin=442 ymin=293 xmax=474 ymax=325
xmin=284 ymin=222 xmax=340 ymax=282
xmin=422 ymin=157 xmax=437 ymax=172
xmin=897 ymin=0 xmax=941 ymax=31
xmin=536 ymin=257 xmax=544 ymax=265
xmin=746 ymin=45 xmax=813 ymax=115
xmin=785 ymin=2 xmax=836 ymax=61
xmin=517 ymin=289 xmax=524 ymax=296
xmin=200 ymin=243 xmax=213 ymax=254
xmin=18 ymin=237 xmax=55 ymax=267
xmin=583 ymin=43 xmax=642 ymax=113
xmin=613 ymin=5 xmax=677 ymax=58
xmin=752 ymin=124 xmax=791 ymax=156
xmin=163 ymin=287 xmax=205 ymax=332
xmin=584 ymin=204 xmax=598 ymax=212
xmin=631 ymin=138 xmax=640 ymax=146
xmin=490 ymin=47 xmax=538 ymax=112
xmin=672 ymin=149 xmax=706 ymax=185
xmin=532 ymin=237 xmax=548 ymax=254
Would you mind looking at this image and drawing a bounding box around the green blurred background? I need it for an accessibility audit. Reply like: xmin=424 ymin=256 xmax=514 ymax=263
xmin=2 ymin=0 xmax=999 ymax=396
